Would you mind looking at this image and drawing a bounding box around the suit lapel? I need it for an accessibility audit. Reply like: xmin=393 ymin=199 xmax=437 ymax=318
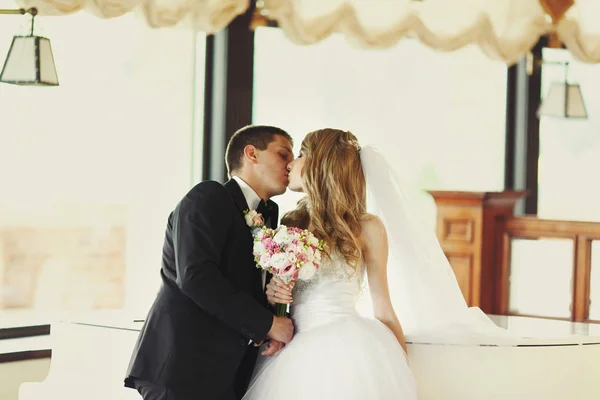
xmin=224 ymin=179 xmax=250 ymax=214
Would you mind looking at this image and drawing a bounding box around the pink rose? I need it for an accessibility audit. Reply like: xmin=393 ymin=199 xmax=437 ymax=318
xmin=263 ymin=238 xmax=280 ymax=253
xmin=252 ymin=214 xmax=264 ymax=226
xmin=279 ymin=263 xmax=297 ymax=280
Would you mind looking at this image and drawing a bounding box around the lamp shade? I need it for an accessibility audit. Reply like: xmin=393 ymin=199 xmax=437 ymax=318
xmin=537 ymin=82 xmax=587 ymax=119
xmin=0 ymin=35 xmax=58 ymax=86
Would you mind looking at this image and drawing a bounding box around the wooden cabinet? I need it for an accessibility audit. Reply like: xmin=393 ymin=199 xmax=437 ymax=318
xmin=427 ymin=191 xmax=526 ymax=313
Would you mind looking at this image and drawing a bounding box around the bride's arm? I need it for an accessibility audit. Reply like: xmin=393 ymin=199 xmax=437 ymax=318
xmin=361 ymin=216 xmax=408 ymax=354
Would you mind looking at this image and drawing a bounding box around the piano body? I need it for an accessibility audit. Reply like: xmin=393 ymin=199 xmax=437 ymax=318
xmin=18 ymin=314 xmax=600 ymax=400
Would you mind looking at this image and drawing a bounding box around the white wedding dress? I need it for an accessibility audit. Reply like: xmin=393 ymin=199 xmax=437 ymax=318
xmin=242 ymin=253 xmax=418 ymax=400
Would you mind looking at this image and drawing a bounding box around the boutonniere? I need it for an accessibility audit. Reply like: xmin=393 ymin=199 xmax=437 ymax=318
xmin=243 ymin=209 xmax=265 ymax=229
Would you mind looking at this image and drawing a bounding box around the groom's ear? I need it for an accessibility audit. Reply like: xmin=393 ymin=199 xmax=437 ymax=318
xmin=243 ymin=144 xmax=259 ymax=165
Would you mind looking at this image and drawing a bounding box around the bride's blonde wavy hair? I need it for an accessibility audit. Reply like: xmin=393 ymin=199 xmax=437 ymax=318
xmin=282 ymin=129 xmax=366 ymax=270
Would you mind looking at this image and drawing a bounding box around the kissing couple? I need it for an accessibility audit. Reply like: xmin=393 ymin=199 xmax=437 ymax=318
xmin=125 ymin=124 xmax=511 ymax=399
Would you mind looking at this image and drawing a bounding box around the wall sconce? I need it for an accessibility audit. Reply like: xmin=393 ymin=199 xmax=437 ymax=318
xmin=537 ymin=60 xmax=586 ymax=119
xmin=0 ymin=7 xmax=59 ymax=86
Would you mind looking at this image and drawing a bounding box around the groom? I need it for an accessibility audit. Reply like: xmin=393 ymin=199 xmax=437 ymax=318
xmin=124 ymin=125 xmax=295 ymax=400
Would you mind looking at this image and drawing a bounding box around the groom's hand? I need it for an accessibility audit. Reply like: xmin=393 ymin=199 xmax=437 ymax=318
xmin=260 ymin=339 xmax=285 ymax=356
xmin=267 ymin=316 xmax=294 ymax=343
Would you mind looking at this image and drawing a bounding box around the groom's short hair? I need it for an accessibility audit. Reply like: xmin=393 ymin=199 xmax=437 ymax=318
xmin=226 ymin=125 xmax=292 ymax=176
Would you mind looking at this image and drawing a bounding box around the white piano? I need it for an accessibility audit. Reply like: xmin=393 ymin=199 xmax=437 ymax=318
xmin=19 ymin=313 xmax=600 ymax=400
xmin=18 ymin=312 xmax=142 ymax=400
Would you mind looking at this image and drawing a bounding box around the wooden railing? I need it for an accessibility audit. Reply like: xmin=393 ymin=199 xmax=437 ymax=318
xmin=501 ymin=216 xmax=600 ymax=322
xmin=429 ymin=190 xmax=600 ymax=323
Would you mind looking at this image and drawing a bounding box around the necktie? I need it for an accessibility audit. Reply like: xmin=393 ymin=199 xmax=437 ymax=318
xmin=256 ymin=200 xmax=276 ymax=228
xmin=256 ymin=201 xmax=270 ymax=220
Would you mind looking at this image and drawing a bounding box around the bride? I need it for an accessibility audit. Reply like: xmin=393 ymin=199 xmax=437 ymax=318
xmin=242 ymin=129 xmax=418 ymax=399
xmin=242 ymin=128 xmax=516 ymax=399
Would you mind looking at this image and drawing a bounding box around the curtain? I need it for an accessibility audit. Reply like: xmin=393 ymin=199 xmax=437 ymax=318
xmin=13 ymin=0 xmax=600 ymax=64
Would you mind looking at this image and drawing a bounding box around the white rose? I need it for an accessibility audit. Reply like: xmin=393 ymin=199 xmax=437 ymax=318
xmin=253 ymin=241 xmax=267 ymax=256
xmin=298 ymin=262 xmax=317 ymax=281
xmin=273 ymin=228 xmax=291 ymax=245
xmin=306 ymin=249 xmax=315 ymax=263
xmin=244 ymin=210 xmax=258 ymax=226
xmin=308 ymin=235 xmax=319 ymax=247
xmin=314 ymin=250 xmax=322 ymax=261
xmin=259 ymin=254 xmax=271 ymax=268
xmin=270 ymin=253 xmax=289 ymax=270
xmin=286 ymin=251 xmax=297 ymax=264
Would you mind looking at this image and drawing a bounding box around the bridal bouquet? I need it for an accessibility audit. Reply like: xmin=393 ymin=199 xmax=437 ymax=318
xmin=252 ymin=225 xmax=325 ymax=316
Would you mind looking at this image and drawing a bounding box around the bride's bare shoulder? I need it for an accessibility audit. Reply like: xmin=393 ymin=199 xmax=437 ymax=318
xmin=359 ymin=213 xmax=386 ymax=239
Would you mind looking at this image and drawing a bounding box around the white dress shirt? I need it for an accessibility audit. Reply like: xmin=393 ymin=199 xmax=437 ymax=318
xmin=232 ymin=176 xmax=262 ymax=212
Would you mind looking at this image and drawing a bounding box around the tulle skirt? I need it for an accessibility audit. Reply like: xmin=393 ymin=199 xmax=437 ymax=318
xmin=243 ymin=313 xmax=418 ymax=400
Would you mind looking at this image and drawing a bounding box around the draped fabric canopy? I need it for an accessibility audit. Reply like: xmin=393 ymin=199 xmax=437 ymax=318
xmin=12 ymin=0 xmax=600 ymax=64
xmin=13 ymin=0 xmax=250 ymax=32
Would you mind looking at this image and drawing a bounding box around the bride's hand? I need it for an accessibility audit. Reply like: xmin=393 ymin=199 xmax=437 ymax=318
xmin=266 ymin=277 xmax=294 ymax=305
xmin=259 ymin=338 xmax=285 ymax=356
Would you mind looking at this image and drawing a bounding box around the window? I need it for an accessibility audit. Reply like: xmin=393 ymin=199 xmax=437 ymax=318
xmin=0 ymin=12 xmax=205 ymax=316
xmin=538 ymin=48 xmax=600 ymax=222
xmin=508 ymin=238 xmax=573 ymax=319
xmin=253 ymin=27 xmax=507 ymax=227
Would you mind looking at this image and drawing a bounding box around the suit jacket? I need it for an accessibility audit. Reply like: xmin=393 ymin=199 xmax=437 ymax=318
xmin=125 ymin=179 xmax=278 ymax=399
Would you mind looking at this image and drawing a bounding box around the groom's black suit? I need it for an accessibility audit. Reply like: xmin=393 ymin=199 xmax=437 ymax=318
xmin=125 ymin=179 xmax=278 ymax=400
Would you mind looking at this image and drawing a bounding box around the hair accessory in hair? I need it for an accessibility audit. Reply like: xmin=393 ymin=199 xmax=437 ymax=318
xmin=348 ymin=138 xmax=361 ymax=151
